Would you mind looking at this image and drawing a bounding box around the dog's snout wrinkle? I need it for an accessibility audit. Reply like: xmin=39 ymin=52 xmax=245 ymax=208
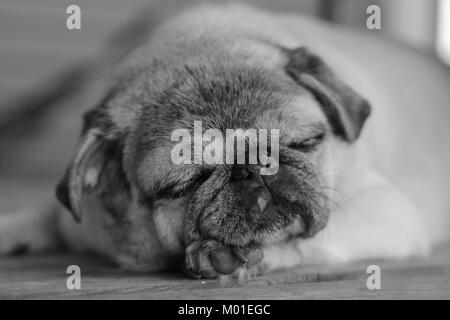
xmin=184 ymin=166 xmax=231 ymax=243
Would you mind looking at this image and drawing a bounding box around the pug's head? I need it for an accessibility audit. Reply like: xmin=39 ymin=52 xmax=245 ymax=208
xmin=56 ymin=44 xmax=370 ymax=258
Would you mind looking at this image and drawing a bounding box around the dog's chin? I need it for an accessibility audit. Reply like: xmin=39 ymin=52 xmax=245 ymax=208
xmin=196 ymin=199 xmax=313 ymax=247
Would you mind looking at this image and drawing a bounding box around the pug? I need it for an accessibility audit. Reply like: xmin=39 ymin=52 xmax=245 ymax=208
xmin=1 ymin=3 xmax=449 ymax=280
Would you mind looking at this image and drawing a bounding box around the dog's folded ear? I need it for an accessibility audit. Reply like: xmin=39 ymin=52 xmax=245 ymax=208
xmin=285 ymin=47 xmax=371 ymax=142
xmin=56 ymin=128 xmax=111 ymax=222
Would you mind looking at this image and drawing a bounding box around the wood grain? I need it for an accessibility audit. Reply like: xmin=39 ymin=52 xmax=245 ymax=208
xmin=0 ymin=245 xmax=449 ymax=299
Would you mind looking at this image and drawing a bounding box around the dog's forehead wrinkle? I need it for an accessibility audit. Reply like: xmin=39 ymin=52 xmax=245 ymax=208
xmin=94 ymin=31 xmax=294 ymax=139
xmin=128 ymin=64 xmax=290 ymax=139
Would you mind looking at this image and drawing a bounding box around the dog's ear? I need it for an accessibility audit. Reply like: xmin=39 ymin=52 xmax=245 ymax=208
xmin=55 ymin=108 xmax=122 ymax=222
xmin=285 ymin=47 xmax=371 ymax=142
xmin=55 ymin=128 xmax=107 ymax=222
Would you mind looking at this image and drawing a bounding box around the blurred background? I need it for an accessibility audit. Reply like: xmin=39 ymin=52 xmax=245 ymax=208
xmin=0 ymin=0 xmax=449 ymax=211
xmin=1 ymin=0 xmax=449 ymax=102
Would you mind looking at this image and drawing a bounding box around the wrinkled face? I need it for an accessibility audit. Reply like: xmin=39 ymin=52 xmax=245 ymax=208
xmin=56 ymin=46 xmax=370 ymax=254
xmin=119 ymin=57 xmax=358 ymax=252
xmin=129 ymin=67 xmax=333 ymax=248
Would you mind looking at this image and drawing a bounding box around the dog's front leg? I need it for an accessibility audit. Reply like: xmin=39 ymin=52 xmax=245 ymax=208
xmin=297 ymin=175 xmax=431 ymax=264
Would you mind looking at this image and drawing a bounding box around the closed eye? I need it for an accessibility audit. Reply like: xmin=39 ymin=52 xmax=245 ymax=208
xmin=155 ymin=168 xmax=211 ymax=198
xmin=288 ymin=132 xmax=325 ymax=152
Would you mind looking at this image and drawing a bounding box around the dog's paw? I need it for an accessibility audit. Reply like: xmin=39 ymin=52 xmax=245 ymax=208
xmin=183 ymin=240 xmax=263 ymax=279
xmin=230 ymin=261 xmax=269 ymax=283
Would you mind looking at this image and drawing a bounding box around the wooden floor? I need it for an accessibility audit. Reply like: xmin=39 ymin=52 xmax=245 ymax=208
xmin=1 ymin=245 xmax=449 ymax=299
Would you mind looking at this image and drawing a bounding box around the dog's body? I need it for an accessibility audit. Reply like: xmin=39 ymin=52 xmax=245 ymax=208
xmin=1 ymin=4 xmax=450 ymax=279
